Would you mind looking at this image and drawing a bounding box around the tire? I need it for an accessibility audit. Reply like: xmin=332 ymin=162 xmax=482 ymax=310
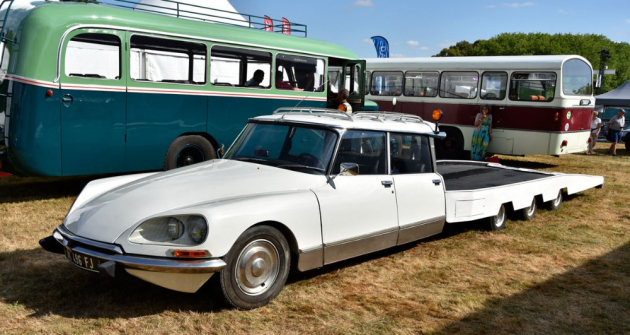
xmin=164 ymin=135 xmax=216 ymax=170
xmin=488 ymin=204 xmax=506 ymax=231
xmin=546 ymin=190 xmax=563 ymax=210
xmin=219 ymin=225 xmax=291 ymax=310
xmin=435 ymin=127 xmax=464 ymax=160
xmin=519 ymin=197 xmax=537 ymax=221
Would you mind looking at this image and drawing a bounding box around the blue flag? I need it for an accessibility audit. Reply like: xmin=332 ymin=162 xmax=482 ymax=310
xmin=371 ymin=36 xmax=389 ymax=58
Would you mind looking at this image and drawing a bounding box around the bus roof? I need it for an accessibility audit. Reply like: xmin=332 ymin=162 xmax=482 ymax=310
xmin=12 ymin=1 xmax=358 ymax=60
xmin=365 ymin=55 xmax=592 ymax=71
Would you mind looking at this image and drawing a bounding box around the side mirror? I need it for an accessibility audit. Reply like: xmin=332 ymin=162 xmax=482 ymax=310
xmin=332 ymin=162 xmax=359 ymax=179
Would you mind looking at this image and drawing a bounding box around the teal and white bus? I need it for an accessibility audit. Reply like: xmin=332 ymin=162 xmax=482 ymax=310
xmin=0 ymin=0 xmax=365 ymax=176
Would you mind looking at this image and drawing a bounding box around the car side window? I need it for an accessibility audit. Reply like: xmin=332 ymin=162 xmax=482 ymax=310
xmin=332 ymin=130 xmax=387 ymax=175
xmin=389 ymin=133 xmax=433 ymax=174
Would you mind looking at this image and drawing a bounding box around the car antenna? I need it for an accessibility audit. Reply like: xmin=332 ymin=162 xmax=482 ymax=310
xmin=290 ymin=80 xmax=328 ymax=111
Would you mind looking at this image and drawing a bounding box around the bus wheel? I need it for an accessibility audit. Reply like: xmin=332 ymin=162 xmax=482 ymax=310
xmin=436 ymin=127 xmax=464 ymax=160
xmin=164 ymin=135 xmax=216 ymax=170
xmin=487 ymin=204 xmax=506 ymax=231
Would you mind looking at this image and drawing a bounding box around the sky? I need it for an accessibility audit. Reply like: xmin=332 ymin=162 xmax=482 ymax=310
xmin=227 ymin=0 xmax=630 ymax=58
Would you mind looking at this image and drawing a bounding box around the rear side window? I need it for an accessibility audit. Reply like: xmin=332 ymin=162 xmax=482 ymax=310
xmin=389 ymin=134 xmax=433 ymax=174
xmin=65 ymin=33 xmax=120 ymax=80
xmin=440 ymin=71 xmax=478 ymax=99
xmin=509 ymin=72 xmax=556 ymax=102
xmin=130 ymin=35 xmax=206 ymax=85
xmin=333 ymin=130 xmax=387 ymax=175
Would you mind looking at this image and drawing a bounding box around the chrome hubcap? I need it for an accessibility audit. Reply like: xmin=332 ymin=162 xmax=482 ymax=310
xmin=526 ymin=199 xmax=536 ymax=216
xmin=235 ymin=239 xmax=279 ymax=295
xmin=495 ymin=206 xmax=506 ymax=227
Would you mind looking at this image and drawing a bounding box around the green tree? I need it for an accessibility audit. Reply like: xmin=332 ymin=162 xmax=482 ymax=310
xmin=434 ymin=33 xmax=630 ymax=93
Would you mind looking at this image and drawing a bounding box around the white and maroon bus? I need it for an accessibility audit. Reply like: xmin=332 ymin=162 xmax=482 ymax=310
xmin=365 ymin=56 xmax=594 ymax=158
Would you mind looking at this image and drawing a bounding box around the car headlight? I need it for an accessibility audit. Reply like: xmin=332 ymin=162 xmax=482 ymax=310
xmin=129 ymin=215 xmax=208 ymax=246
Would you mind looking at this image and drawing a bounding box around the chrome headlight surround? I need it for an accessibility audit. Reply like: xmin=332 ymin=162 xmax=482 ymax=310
xmin=129 ymin=215 xmax=208 ymax=246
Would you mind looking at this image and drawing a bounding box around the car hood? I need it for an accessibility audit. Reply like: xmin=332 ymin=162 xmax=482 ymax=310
xmin=64 ymin=160 xmax=326 ymax=243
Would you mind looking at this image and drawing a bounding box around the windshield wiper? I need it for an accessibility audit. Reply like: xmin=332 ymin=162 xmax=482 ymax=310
xmin=234 ymin=157 xmax=270 ymax=164
xmin=276 ymin=164 xmax=325 ymax=174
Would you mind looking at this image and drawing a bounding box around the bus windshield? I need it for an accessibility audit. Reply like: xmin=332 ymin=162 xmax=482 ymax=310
xmin=562 ymin=59 xmax=592 ymax=95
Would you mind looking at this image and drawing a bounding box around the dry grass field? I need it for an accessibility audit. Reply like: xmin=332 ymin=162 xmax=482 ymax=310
xmin=1 ymin=142 xmax=629 ymax=334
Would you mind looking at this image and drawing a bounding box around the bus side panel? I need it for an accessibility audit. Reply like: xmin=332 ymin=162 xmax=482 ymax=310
xmin=7 ymin=83 xmax=62 ymax=176
xmin=207 ymin=95 xmax=323 ymax=147
xmin=126 ymin=92 xmax=208 ymax=171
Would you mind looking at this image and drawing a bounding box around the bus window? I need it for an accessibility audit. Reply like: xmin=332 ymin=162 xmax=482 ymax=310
xmin=563 ymin=59 xmax=592 ymax=95
xmin=404 ymin=71 xmax=438 ymax=97
xmin=480 ymin=71 xmax=507 ymax=100
xmin=210 ymin=45 xmax=271 ymax=88
xmin=65 ymin=33 xmax=120 ymax=80
xmin=276 ymin=54 xmax=325 ymax=92
xmin=509 ymin=72 xmax=556 ymax=101
xmin=365 ymin=71 xmax=371 ymax=95
xmin=371 ymin=71 xmax=403 ymax=96
xmin=440 ymin=71 xmax=478 ymax=99
xmin=130 ymin=35 xmax=206 ymax=85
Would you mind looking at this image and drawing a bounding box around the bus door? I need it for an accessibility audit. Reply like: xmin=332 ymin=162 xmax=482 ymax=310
xmin=479 ymin=71 xmax=511 ymax=153
xmin=327 ymin=59 xmax=365 ymax=111
xmin=59 ymin=29 xmax=127 ymax=175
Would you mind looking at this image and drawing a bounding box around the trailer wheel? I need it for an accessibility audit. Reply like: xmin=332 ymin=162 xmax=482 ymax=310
xmin=519 ymin=198 xmax=537 ymax=221
xmin=488 ymin=204 xmax=506 ymax=231
xmin=164 ymin=135 xmax=216 ymax=170
xmin=546 ymin=190 xmax=563 ymax=211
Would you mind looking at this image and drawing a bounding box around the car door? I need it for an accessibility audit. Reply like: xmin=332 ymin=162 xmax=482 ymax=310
xmin=390 ymin=133 xmax=446 ymax=245
xmin=313 ymin=130 xmax=398 ymax=265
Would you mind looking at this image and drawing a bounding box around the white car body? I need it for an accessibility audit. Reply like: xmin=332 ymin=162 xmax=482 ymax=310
xmin=42 ymin=108 xmax=603 ymax=309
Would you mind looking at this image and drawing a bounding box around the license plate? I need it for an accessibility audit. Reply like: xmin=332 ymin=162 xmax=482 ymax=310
xmin=64 ymin=248 xmax=102 ymax=273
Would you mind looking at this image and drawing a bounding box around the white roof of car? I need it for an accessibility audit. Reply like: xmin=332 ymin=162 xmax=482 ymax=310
xmin=253 ymin=108 xmax=439 ymax=135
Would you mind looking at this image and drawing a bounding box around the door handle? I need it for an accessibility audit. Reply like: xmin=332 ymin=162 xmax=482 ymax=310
xmin=62 ymin=94 xmax=73 ymax=105
xmin=381 ymin=180 xmax=393 ymax=188
xmin=432 ymin=179 xmax=442 ymax=186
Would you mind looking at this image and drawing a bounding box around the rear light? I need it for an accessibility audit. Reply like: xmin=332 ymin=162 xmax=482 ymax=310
xmin=561 ymin=140 xmax=568 ymax=148
xmin=554 ymin=112 xmax=559 ymax=121
xmin=172 ymin=250 xmax=209 ymax=258
xmin=45 ymin=89 xmax=53 ymax=97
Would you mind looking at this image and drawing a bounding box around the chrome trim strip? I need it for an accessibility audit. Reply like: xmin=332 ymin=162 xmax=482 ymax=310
xmin=56 ymin=225 xmax=124 ymax=254
xmin=324 ymin=228 xmax=398 ymax=265
xmin=296 ymin=247 xmax=323 ymax=272
xmin=54 ymin=227 xmax=226 ymax=274
xmin=397 ymin=217 xmax=446 ymax=246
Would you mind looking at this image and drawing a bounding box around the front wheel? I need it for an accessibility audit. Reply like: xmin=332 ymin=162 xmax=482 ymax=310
xmin=219 ymin=225 xmax=291 ymax=310
xmin=488 ymin=204 xmax=506 ymax=231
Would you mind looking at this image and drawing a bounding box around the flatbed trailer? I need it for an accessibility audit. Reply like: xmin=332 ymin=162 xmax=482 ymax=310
xmin=437 ymin=160 xmax=604 ymax=228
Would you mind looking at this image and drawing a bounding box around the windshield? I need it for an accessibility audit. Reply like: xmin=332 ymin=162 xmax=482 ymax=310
xmin=225 ymin=123 xmax=338 ymax=174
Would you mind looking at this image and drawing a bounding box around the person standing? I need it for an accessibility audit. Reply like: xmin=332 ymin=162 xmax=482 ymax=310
xmin=588 ymin=110 xmax=602 ymax=155
xmin=471 ymin=105 xmax=493 ymax=161
xmin=606 ymin=109 xmax=626 ymax=156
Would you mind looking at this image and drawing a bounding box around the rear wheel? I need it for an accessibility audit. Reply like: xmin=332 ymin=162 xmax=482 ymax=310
xmin=435 ymin=127 xmax=464 ymax=160
xmin=219 ymin=225 xmax=290 ymax=310
xmin=488 ymin=204 xmax=506 ymax=231
xmin=520 ymin=197 xmax=537 ymax=221
xmin=547 ymin=191 xmax=563 ymax=210
xmin=164 ymin=135 xmax=215 ymax=170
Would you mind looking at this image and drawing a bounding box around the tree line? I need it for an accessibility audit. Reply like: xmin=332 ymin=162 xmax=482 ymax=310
xmin=434 ymin=33 xmax=630 ymax=94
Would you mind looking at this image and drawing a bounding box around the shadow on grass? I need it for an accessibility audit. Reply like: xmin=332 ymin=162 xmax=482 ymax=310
xmin=435 ymin=241 xmax=630 ymax=335
xmin=0 ymin=175 xmax=102 ymax=204
xmin=0 ymin=248 xmax=227 ymax=318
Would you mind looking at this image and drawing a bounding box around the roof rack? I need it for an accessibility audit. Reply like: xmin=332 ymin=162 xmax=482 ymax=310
xmin=104 ymin=0 xmax=308 ymax=37
xmin=353 ymin=111 xmax=425 ymax=124
xmin=273 ymin=107 xmax=354 ymax=121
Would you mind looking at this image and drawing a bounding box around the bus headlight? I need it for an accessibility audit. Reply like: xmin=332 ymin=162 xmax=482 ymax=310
xmin=129 ymin=215 xmax=208 ymax=245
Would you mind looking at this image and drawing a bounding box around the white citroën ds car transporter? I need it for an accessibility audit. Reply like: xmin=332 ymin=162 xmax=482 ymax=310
xmin=40 ymin=108 xmax=604 ymax=309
